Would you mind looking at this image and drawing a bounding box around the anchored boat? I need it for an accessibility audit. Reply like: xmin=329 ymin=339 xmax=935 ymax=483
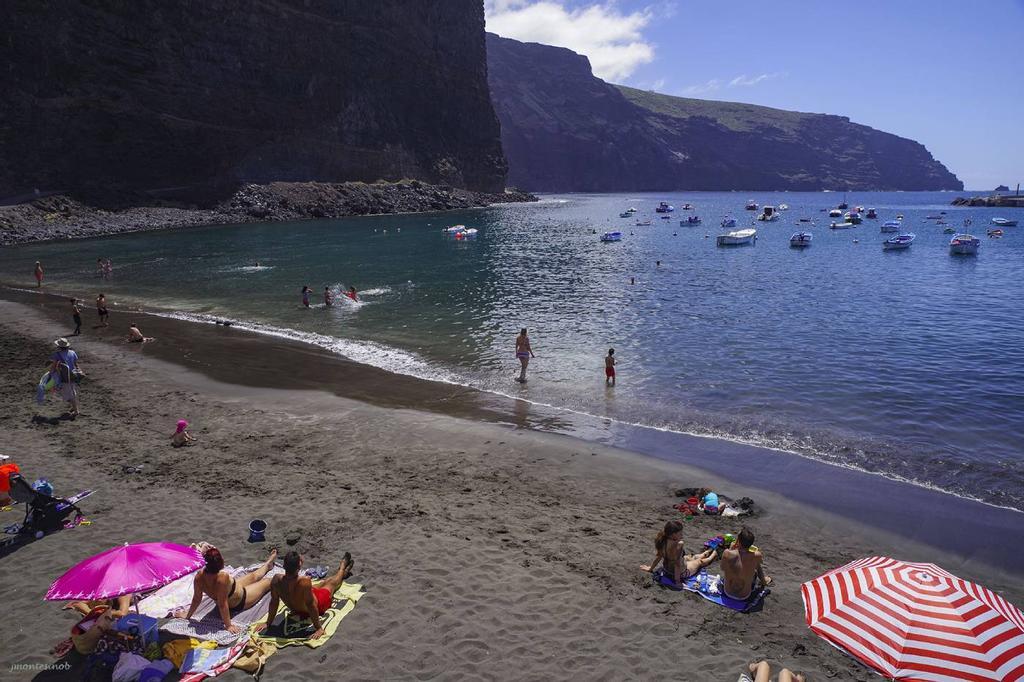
xmin=883 ymin=233 xmax=915 ymax=250
xmin=600 ymin=231 xmax=622 ymax=242
xmin=881 ymin=219 xmax=901 ymax=233
xmin=717 ymin=228 xmax=757 ymax=246
xmin=656 ymin=202 xmax=675 ymax=213
xmin=790 ymin=232 xmax=812 ymax=248
xmin=991 ymin=217 xmax=1018 ymax=227
xmin=757 ymin=206 xmax=779 ymax=222
xmin=949 ymin=234 xmax=980 ymax=255
xmin=721 ymin=216 xmax=737 ymax=228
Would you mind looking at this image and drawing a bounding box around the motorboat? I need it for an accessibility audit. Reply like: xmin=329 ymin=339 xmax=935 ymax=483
xmin=660 ymin=215 xmax=671 ymax=220
xmin=453 ymin=227 xmax=478 ymax=240
xmin=830 ymin=221 xmax=855 ymax=229
xmin=778 ymin=203 xmax=789 ymax=211
xmin=757 ymin=206 xmax=779 ymax=222
xmin=837 ymin=194 xmax=849 ymax=210
xmin=619 ymin=211 xmax=632 ymax=218
xmin=444 ymin=224 xmax=466 ymax=234
xmin=627 ymin=207 xmax=638 ymax=213
xmin=600 ymin=231 xmax=623 ymax=242
xmin=949 ymin=234 xmax=979 ymax=255
xmin=844 ymin=211 xmax=862 ymax=225
xmin=745 ymin=199 xmax=758 ymax=211
xmin=681 ymin=216 xmax=702 ymax=225
xmin=799 ymin=217 xmax=812 ymax=223
xmin=991 ymin=217 xmax=1018 ymax=227
xmin=680 ymin=203 xmax=694 ymax=210
xmin=717 ymin=228 xmax=757 ymax=246
xmin=656 ymin=202 xmax=675 ymax=213
xmin=721 ymin=216 xmax=737 ymax=228
xmin=866 ymin=208 xmax=878 ymax=219
xmin=828 ymin=208 xmax=842 ymax=218
xmin=790 ymin=232 xmax=812 ymax=247
xmin=883 ymin=233 xmax=915 ymax=250
xmin=636 ymin=220 xmax=652 ymax=226
xmin=855 ymin=206 xmax=865 ymax=213
xmin=943 ymin=226 xmax=956 ymax=234
xmin=987 ymin=228 xmax=1003 ymax=237
xmin=896 ymin=214 xmax=904 ymax=220
xmin=926 ymin=214 xmax=943 ymax=220
xmin=881 ymin=219 xmax=901 ymax=233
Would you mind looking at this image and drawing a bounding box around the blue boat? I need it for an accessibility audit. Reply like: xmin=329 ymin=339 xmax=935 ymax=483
xmin=655 ymin=202 xmax=675 ymax=213
xmin=600 ymin=231 xmax=622 ymax=242
xmin=883 ymin=233 xmax=915 ymax=250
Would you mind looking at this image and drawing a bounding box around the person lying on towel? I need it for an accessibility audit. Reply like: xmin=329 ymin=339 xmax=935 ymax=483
xmin=721 ymin=527 xmax=773 ymax=601
xmin=254 ymin=550 xmax=354 ymax=640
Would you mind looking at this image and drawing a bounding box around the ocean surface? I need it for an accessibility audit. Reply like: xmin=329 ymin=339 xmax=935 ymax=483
xmin=3 ymin=191 xmax=1023 ymax=511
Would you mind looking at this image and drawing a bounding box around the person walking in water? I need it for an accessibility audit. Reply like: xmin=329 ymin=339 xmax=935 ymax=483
xmin=96 ymin=293 xmax=109 ymax=327
xmin=605 ymin=348 xmax=616 ymax=386
xmin=515 ymin=328 xmax=535 ymax=383
xmin=301 ymin=286 xmax=311 ymax=308
xmin=344 ymin=286 xmax=358 ymax=301
xmin=34 ymin=261 xmax=43 ymax=287
xmin=70 ymin=298 xmax=82 ymax=336
xmin=324 ymin=287 xmax=333 ymax=307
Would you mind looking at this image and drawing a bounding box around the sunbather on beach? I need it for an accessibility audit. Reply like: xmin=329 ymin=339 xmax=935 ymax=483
xmin=67 ymin=595 xmax=132 ymax=655
xmin=639 ymin=520 xmax=716 ymax=586
xmin=255 ymin=550 xmax=354 ymax=640
xmin=741 ymin=660 xmax=804 ymax=682
xmin=175 ymin=547 xmax=278 ymax=634
xmin=126 ymin=323 xmax=154 ymax=343
xmin=721 ymin=527 xmax=772 ymax=600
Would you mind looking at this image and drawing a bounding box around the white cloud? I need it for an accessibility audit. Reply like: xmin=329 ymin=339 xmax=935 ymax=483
xmin=680 ymin=79 xmax=722 ymax=96
xmin=728 ymin=72 xmax=786 ymax=88
xmin=485 ymin=1 xmax=656 ymax=81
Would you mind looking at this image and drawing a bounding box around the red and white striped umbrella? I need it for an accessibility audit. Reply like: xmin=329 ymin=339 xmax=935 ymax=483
xmin=802 ymin=556 xmax=1024 ymax=681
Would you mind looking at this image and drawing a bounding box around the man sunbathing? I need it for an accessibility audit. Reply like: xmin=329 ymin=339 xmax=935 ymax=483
xmin=721 ymin=527 xmax=772 ymax=600
xmin=255 ymin=550 xmax=354 ymax=640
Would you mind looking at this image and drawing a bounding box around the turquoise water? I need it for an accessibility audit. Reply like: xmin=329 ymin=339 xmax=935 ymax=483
xmin=3 ymin=191 xmax=1023 ymax=510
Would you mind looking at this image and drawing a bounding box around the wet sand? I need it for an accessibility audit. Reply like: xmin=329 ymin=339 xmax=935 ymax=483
xmin=1 ymin=295 xmax=1022 ymax=681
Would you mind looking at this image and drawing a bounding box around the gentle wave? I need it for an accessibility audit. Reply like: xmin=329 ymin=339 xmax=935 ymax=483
xmin=147 ymin=309 xmax=1022 ymax=514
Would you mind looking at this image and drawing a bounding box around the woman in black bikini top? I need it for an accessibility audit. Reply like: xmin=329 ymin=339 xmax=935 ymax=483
xmin=174 ymin=547 xmax=278 ymax=634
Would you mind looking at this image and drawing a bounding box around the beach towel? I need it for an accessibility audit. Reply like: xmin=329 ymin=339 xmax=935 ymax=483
xmin=654 ymin=570 xmax=769 ymax=613
xmin=179 ymin=637 xmax=249 ymax=680
xmin=252 ymin=582 xmax=364 ymax=649
xmin=159 ymin=565 xmax=284 ymax=646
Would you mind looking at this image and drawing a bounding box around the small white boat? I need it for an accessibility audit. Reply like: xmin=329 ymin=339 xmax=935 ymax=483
xmin=881 ymin=219 xmax=901 ymax=233
xmin=717 ymin=228 xmax=757 ymax=246
xmin=600 ymin=231 xmax=622 ymax=242
xmin=866 ymin=208 xmax=877 ymax=219
xmin=844 ymin=211 xmax=862 ymax=224
xmin=681 ymin=216 xmax=702 ymax=225
xmin=883 ymin=233 xmax=915 ymax=250
xmin=828 ymin=208 xmax=842 ymax=218
xmin=830 ymin=221 xmax=855 ymax=229
xmin=745 ymin=199 xmax=758 ymax=211
xmin=943 ymin=226 xmax=956 ymax=234
xmin=626 ymin=207 xmax=638 ymax=213
xmin=757 ymin=206 xmax=779 ymax=222
xmin=790 ymin=232 xmax=812 ymax=247
xmin=777 ymin=204 xmax=789 ymax=211
xmin=721 ymin=216 xmax=737 ymax=228
xmin=949 ymin=234 xmax=979 ymax=255
xmin=444 ymin=225 xmax=466 ymax=234
xmin=453 ymin=227 xmax=478 ymax=240
xmin=636 ymin=219 xmax=652 ymax=226
xmin=680 ymin=203 xmax=694 ymax=210
xmin=656 ymin=202 xmax=675 ymax=213
xmin=619 ymin=211 xmax=632 ymax=218
xmin=992 ymin=217 xmax=1018 ymax=227
xmin=987 ymin=228 xmax=1003 ymax=237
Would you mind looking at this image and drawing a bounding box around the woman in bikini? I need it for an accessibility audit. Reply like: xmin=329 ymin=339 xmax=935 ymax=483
xmin=639 ymin=520 xmax=717 ymax=586
xmin=515 ymin=328 xmax=535 ymax=383
xmin=175 ymin=547 xmax=277 ymax=634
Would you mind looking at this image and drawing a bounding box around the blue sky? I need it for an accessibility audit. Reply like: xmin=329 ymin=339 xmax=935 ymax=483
xmin=486 ymin=1 xmax=1024 ymax=190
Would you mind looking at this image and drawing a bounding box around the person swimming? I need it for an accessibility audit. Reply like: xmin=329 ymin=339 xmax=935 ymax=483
xmin=301 ymin=286 xmax=311 ymax=308
xmin=324 ymin=287 xmax=333 ymax=307
xmin=344 ymin=286 xmax=357 ymax=301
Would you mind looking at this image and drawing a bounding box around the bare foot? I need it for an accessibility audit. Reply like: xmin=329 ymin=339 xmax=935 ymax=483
xmin=341 ymin=551 xmax=354 ymax=579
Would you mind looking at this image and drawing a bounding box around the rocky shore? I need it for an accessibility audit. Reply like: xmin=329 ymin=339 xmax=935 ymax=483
xmin=950 ymin=193 xmax=1024 ymax=207
xmin=0 ymin=180 xmax=536 ymax=246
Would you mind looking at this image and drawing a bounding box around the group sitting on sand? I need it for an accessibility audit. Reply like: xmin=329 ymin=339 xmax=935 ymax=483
xmin=641 ymin=522 xmax=771 ymax=599
xmin=175 ymin=546 xmax=354 ymax=639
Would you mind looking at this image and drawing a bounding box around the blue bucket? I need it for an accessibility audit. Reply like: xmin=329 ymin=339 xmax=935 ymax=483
xmin=248 ymin=518 xmax=267 ymax=543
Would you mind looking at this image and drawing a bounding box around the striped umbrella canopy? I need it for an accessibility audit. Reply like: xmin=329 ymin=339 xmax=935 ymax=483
xmin=802 ymin=556 xmax=1024 ymax=681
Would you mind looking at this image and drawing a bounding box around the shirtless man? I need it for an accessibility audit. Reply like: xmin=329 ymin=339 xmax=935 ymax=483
xmin=720 ymin=527 xmax=772 ymax=600
xmin=256 ymin=550 xmax=354 ymax=640
xmin=515 ymin=328 xmax=535 ymax=383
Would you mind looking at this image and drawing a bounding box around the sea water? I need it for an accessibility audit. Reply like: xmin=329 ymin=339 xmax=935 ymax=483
xmin=2 ymin=191 xmax=1022 ymax=510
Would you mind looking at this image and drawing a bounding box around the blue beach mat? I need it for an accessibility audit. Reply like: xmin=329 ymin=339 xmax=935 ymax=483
xmin=654 ymin=569 xmax=769 ymax=612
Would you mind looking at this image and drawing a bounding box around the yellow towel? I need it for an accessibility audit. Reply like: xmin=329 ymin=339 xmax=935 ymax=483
xmin=162 ymin=637 xmax=217 ymax=667
xmin=250 ymin=582 xmax=364 ymax=649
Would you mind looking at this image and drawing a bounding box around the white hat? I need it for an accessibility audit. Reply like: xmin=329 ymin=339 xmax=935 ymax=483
xmin=54 ymin=338 xmax=71 ymax=348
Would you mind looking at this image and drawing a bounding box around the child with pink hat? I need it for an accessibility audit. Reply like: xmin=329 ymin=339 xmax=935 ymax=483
xmin=170 ymin=420 xmax=196 ymax=447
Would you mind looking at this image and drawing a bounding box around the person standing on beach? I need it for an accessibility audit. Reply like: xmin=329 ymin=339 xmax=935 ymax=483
xmin=34 ymin=261 xmax=43 ymax=287
xmin=515 ymin=328 xmax=535 ymax=383
xmin=49 ymin=337 xmax=83 ymax=416
xmin=605 ymin=348 xmax=616 ymax=386
xmin=324 ymin=287 xmax=333 ymax=307
xmin=302 ymin=286 xmax=311 ymax=308
xmin=96 ymin=293 xmax=109 ymax=326
xmin=70 ymin=298 xmax=82 ymax=336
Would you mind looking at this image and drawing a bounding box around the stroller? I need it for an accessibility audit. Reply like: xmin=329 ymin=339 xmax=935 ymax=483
xmin=7 ymin=473 xmax=92 ymax=535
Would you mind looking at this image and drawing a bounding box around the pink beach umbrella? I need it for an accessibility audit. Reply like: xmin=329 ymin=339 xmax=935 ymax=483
xmin=45 ymin=542 xmax=204 ymax=601
xmin=802 ymin=556 xmax=1024 ymax=681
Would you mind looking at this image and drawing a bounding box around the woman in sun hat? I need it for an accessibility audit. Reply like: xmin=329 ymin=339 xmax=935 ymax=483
xmin=48 ymin=337 xmax=83 ymax=416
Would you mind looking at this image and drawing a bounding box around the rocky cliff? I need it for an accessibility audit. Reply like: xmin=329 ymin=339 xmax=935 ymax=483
xmin=486 ymin=34 xmax=962 ymax=192
xmin=0 ymin=1 xmax=508 ymax=203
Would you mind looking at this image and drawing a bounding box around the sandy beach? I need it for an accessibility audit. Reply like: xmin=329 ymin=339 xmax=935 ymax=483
xmin=1 ymin=295 xmax=1022 ymax=681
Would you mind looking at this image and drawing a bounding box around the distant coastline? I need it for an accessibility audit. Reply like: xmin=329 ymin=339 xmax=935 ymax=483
xmin=0 ymin=180 xmax=536 ymax=246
